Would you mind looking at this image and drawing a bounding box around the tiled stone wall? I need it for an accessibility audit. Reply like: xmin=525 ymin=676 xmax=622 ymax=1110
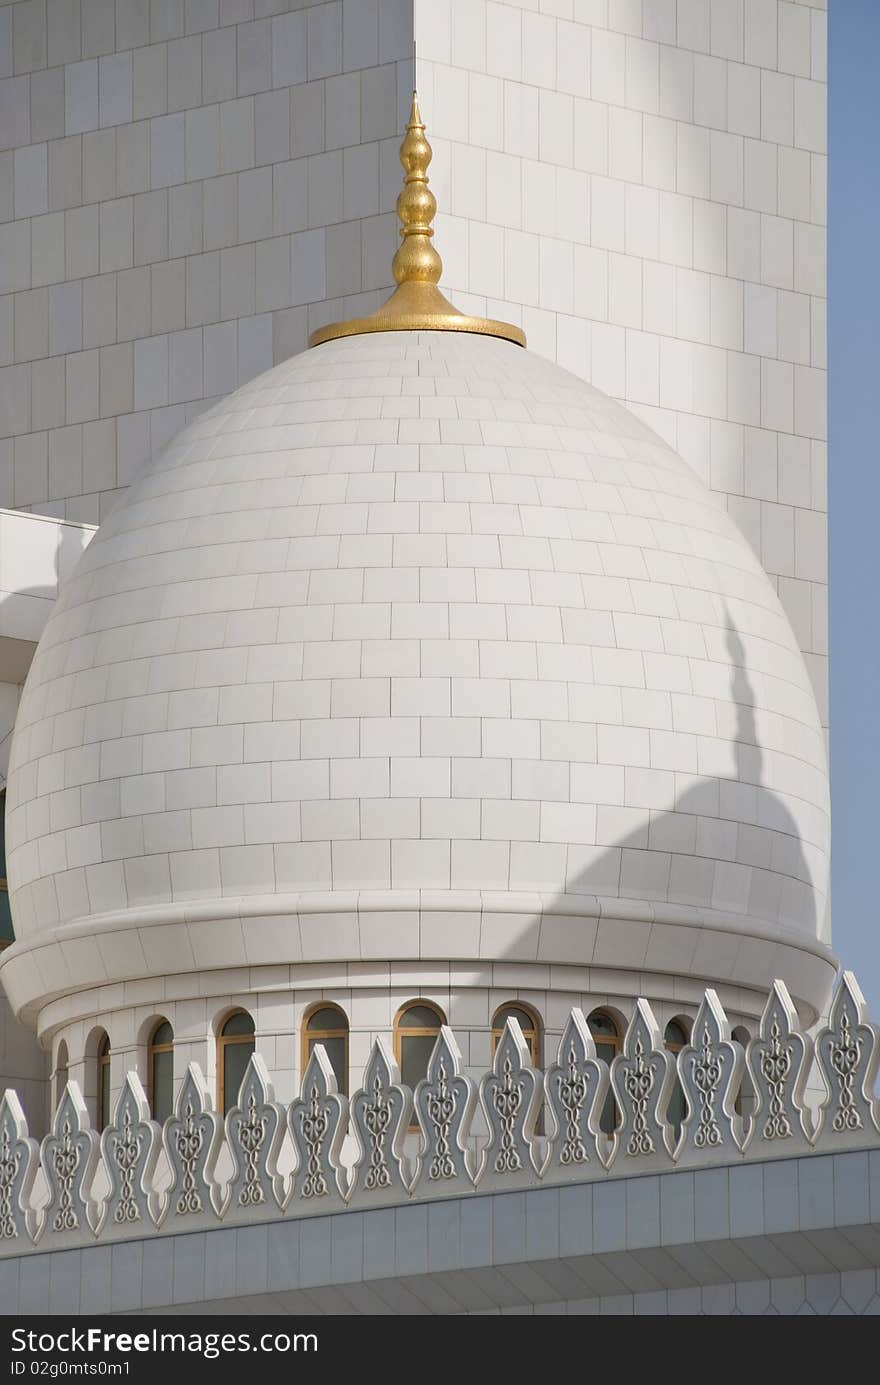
xmin=0 ymin=986 xmax=45 ymax=1128
xmin=0 ymin=1148 xmax=876 ymax=1314
xmin=0 ymin=0 xmax=827 ymax=725
xmin=416 ymin=0 xmax=828 ymax=728
xmin=0 ymin=0 xmax=414 ymax=521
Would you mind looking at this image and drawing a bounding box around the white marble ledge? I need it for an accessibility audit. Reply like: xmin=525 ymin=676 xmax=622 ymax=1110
xmin=1 ymin=1148 xmax=878 ymax=1317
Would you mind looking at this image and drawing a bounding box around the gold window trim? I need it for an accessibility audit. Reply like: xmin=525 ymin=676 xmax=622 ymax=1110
xmin=300 ymin=1003 xmax=350 ymax=1096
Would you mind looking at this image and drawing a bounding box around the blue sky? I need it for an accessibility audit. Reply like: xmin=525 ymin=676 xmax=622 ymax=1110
xmin=828 ymin=1 xmax=880 ymax=1010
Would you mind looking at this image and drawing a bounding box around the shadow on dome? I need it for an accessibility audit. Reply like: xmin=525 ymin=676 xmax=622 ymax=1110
xmin=559 ymin=607 xmax=819 ymax=950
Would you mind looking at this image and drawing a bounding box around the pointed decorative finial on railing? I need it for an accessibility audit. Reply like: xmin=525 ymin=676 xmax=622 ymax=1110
xmin=308 ymin=94 xmax=525 ymax=349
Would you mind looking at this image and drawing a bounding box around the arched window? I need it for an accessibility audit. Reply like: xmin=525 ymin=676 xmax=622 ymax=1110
xmin=302 ymin=1004 xmax=349 ymax=1095
xmin=394 ymin=1000 xmax=445 ymax=1091
xmin=0 ymin=790 xmax=12 ymax=947
xmin=148 ymin=1019 xmax=174 ymax=1123
xmin=491 ymin=1002 xmax=542 ymax=1066
xmin=97 ymin=1033 xmax=111 ymax=1132
xmin=587 ymin=1009 xmax=621 ymax=1135
xmin=732 ymin=1025 xmax=755 ymax=1119
xmin=664 ymin=1017 xmax=690 ymax=1139
xmin=217 ymin=1010 xmax=255 ymax=1116
xmin=53 ymin=1040 xmax=69 ymax=1113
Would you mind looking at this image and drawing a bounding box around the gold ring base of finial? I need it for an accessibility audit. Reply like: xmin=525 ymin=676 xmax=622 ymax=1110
xmin=308 ymin=92 xmax=526 ymax=352
xmin=309 ymin=312 xmax=526 ymax=349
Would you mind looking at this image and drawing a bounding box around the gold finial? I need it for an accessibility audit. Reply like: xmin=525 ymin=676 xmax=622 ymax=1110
xmin=391 ymin=92 xmax=442 ymax=290
xmin=308 ymin=94 xmax=525 ymax=350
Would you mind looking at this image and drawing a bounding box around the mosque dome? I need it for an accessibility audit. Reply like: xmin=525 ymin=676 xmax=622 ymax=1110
xmin=0 ymin=99 xmax=834 ymax=1030
xmin=1 ymin=323 xmax=833 ymax=1021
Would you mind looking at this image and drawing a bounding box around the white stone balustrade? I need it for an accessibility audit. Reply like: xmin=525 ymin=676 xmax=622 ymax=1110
xmin=0 ymin=972 xmax=878 ymax=1257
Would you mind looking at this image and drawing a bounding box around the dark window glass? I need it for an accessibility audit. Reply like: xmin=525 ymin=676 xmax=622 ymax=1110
xmin=223 ymin=1039 xmax=253 ymax=1115
xmin=0 ymin=792 xmax=12 ymax=945
xmin=222 ymin=1011 xmax=255 ymax=1038
xmin=588 ymin=1010 xmax=620 ymax=1134
xmin=396 ymin=1002 xmax=443 ymax=1090
xmin=98 ymin=1034 xmax=111 ymax=1132
xmin=399 ymin=1033 xmax=438 ymax=1091
xmin=664 ymin=1019 xmax=689 ymax=1139
xmin=491 ymin=1004 xmax=541 ymax=1065
xmin=149 ymin=1021 xmax=174 ymax=1123
xmin=304 ymin=1006 xmax=349 ymax=1095
xmin=54 ymin=1041 xmax=69 ymax=1112
xmin=218 ymin=1011 xmax=255 ymax=1115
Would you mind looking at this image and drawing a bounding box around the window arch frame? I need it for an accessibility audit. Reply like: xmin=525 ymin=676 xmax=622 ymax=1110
xmin=301 ymin=1002 xmax=350 ymax=1096
xmin=96 ymin=1031 xmax=111 ymax=1133
xmin=147 ymin=1017 xmax=174 ymax=1123
xmin=216 ymin=1007 xmax=256 ymax=1116
xmin=491 ymin=1000 xmax=543 ymax=1067
xmin=587 ymin=1007 xmax=623 ymax=1059
xmin=664 ymin=1015 xmax=691 ymax=1054
xmin=393 ymin=998 xmax=446 ymax=1095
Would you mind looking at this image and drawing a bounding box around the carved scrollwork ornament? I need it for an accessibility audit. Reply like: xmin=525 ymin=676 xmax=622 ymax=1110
xmin=0 ymin=1090 xmax=39 ymax=1245
xmin=674 ymin=990 xmax=745 ymax=1165
xmin=610 ymin=999 xmax=677 ymax=1167
xmin=159 ymin=1063 xmax=223 ymax=1229
xmin=411 ymin=1025 xmax=477 ymax=1193
xmin=38 ymin=1082 xmax=101 ymax=1246
xmin=223 ymin=1054 xmax=286 ymax=1219
xmin=814 ymin=971 xmax=880 ymax=1146
xmin=98 ymin=1072 xmax=163 ymax=1236
xmin=476 ymin=1018 xmax=543 ymax=1190
xmin=349 ymin=1038 xmax=413 ymax=1202
xmin=743 ymin=980 xmax=814 ymax=1154
xmin=543 ymin=1009 xmax=608 ymax=1180
xmin=6 ymin=975 xmax=880 ymax=1261
xmin=288 ymin=1045 xmax=349 ymax=1208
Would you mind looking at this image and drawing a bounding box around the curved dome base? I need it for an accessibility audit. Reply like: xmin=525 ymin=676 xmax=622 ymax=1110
xmin=0 ymin=890 xmax=837 ymax=1032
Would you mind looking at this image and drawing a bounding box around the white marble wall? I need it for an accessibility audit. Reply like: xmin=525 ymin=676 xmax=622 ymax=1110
xmin=0 ymin=0 xmax=827 ymax=727
xmin=0 ymin=0 xmax=414 ymax=523
xmin=415 ymin=0 xmax=828 ymax=727
xmin=46 ymin=970 xmax=724 ymax=1116
xmin=0 ymin=985 xmax=46 ymax=1130
xmin=0 ymin=1148 xmax=875 ymax=1314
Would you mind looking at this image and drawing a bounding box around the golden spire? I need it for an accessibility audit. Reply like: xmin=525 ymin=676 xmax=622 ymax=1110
xmin=308 ymin=93 xmax=525 ymax=349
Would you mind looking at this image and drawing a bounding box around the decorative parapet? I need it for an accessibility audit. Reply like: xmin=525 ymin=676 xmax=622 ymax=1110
xmin=411 ymin=1025 xmax=477 ymax=1191
xmin=38 ymin=1084 xmax=100 ymax=1248
xmin=743 ymin=980 xmax=813 ymax=1153
xmin=97 ymin=1072 xmax=162 ymax=1237
xmin=287 ymin=1046 xmax=348 ymax=1210
xmin=348 ymin=1038 xmax=412 ymax=1203
xmin=0 ymin=1090 xmax=39 ymax=1245
xmin=223 ymin=1054 xmax=286 ymax=1220
xmin=159 ymin=1063 xmax=223 ymax=1232
xmin=2 ymin=974 xmax=880 ymax=1256
xmin=610 ymin=998 xmax=676 ymax=1170
xmin=673 ymin=989 xmax=745 ymax=1166
xmin=476 ymin=1018 xmax=543 ymax=1191
xmin=814 ymin=971 xmax=880 ymax=1143
xmin=543 ymin=1008 xmax=607 ymax=1178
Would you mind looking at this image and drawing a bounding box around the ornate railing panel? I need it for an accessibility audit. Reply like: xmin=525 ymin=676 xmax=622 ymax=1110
xmin=1 ymin=974 xmax=879 ymax=1255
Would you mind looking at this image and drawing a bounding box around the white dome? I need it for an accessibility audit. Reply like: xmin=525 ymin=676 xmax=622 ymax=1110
xmin=2 ymin=331 xmax=833 ymax=1021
